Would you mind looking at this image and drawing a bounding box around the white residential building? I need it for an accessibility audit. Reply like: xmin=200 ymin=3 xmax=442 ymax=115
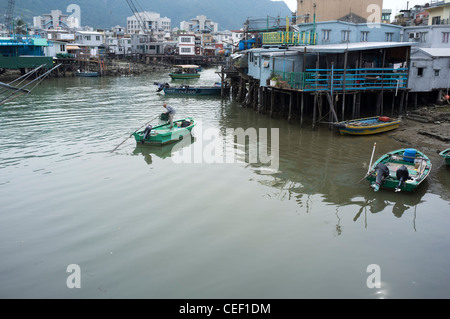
xmin=118 ymin=37 xmax=132 ymax=56
xmin=178 ymin=34 xmax=196 ymax=55
xmin=126 ymin=11 xmax=171 ymax=34
xmin=44 ymin=40 xmax=68 ymax=57
xmin=180 ymin=15 xmax=218 ymax=33
xmin=75 ymin=30 xmax=105 ymax=55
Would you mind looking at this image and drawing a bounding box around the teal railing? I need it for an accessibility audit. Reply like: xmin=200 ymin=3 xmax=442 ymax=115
xmin=273 ymin=68 xmax=408 ymax=92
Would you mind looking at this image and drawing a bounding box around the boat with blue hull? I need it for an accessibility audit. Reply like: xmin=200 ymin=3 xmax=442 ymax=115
xmin=74 ymin=71 xmax=99 ymax=77
xmin=155 ymin=83 xmax=222 ymax=95
xmin=334 ymin=116 xmax=401 ymax=136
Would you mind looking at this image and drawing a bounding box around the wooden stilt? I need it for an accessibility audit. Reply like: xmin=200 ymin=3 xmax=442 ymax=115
xmin=399 ymin=90 xmax=405 ymax=115
xmin=312 ymin=93 xmax=317 ymax=129
xmin=391 ymin=92 xmax=395 ymax=116
xmin=288 ymin=92 xmax=293 ymax=124
xmin=352 ymin=93 xmax=357 ymax=119
xmin=405 ymin=91 xmax=409 ymax=113
xmin=300 ymin=93 xmax=304 ymax=127
xmin=270 ymin=89 xmax=275 ymax=118
xmin=356 ymin=93 xmax=361 ymax=118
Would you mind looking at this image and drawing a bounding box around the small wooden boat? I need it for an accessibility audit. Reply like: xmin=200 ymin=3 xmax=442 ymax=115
xmin=133 ymin=117 xmax=196 ymax=145
xmin=439 ymin=148 xmax=450 ymax=165
xmin=366 ymin=148 xmax=432 ymax=192
xmin=154 ymin=82 xmax=221 ymax=95
xmin=334 ymin=116 xmax=401 ymax=136
xmin=169 ymin=65 xmax=200 ymax=79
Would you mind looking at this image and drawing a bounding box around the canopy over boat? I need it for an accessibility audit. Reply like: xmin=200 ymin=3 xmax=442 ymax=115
xmin=172 ymin=64 xmax=200 ymax=69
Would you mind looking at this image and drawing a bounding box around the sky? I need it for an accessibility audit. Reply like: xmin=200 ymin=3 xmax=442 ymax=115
xmin=278 ymin=0 xmax=428 ymax=16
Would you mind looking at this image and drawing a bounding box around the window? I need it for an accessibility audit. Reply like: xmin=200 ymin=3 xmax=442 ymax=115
xmin=96 ymin=36 xmax=100 ymax=41
xmin=85 ymin=36 xmax=91 ymax=41
xmin=181 ymin=47 xmax=191 ymax=53
xmin=420 ymin=32 xmax=427 ymax=43
xmin=385 ymin=33 xmax=393 ymax=42
xmin=361 ymin=31 xmax=369 ymax=42
xmin=443 ymin=32 xmax=449 ymax=43
xmin=432 ymin=16 xmax=441 ymax=25
xmin=181 ymin=37 xmax=191 ymax=43
xmin=342 ymin=30 xmax=350 ymax=42
xmin=417 ymin=68 xmax=424 ymax=76
xmin=322 ymin=30 xmax=331 ymax=41
xmin=434 ymin=69 xmax=440 ymax=76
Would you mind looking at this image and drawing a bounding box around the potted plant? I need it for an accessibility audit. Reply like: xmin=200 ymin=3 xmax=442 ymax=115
xmin=270 ymin=72 xmax=279 ymax=86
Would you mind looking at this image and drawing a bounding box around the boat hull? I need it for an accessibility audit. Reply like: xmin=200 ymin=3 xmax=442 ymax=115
xmin=169 ymin=73 xmax=200 ymax=79
xmin=439 ymin=148 xmax=450 ymax=165
xmin=75 ymin=72 xmax=98 ymax=77
xmin=163 ymin=86 xmax=221 ymax=95
xmin=335 ymin=116 xmax=401 ymax=136
xmin=133 ymin=118 xmax=196 ymax=145
xmin=366 ymin=148 xmax=432 ymax=192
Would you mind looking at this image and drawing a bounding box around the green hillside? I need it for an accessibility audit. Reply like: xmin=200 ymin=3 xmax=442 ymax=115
xmin=7 ymin=0 xmax=291 ymax=31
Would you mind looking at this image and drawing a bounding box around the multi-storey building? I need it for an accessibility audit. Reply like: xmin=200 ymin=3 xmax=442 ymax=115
xmin=33 ymin=10 xmax=70 ymax=30
xmin=178 ymin=34 xmax=196 ymax=56
xmin=425 ymin=0 xmax=450 ymax=25
xmin=296 ymin=0 xmax=383 ymax=23
xmin=126 ymin=11 xmax=171 ymax=34
xmin=180 ymin=15 xmax=218 ymax=33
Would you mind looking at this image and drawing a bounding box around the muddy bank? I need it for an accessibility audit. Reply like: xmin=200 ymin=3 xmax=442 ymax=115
xmin=0 ymin=61 xmax=170 ymax=81
xmin=387 ymin=104 xmax=450 ymax=155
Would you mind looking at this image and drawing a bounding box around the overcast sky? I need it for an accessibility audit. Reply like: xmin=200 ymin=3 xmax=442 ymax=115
xmin=279 ymin=0 xmax=428 ymax=16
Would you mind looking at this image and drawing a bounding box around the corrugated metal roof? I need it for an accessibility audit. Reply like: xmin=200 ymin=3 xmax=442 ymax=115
xmin=418 ymin=48 xmax=450 ymax=57
xmin=292 ymin=42 xmax=412 ymax=53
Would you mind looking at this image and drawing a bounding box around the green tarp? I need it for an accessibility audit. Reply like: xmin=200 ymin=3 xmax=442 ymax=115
xmin=0 ymin=56 xmax=53 ymax=69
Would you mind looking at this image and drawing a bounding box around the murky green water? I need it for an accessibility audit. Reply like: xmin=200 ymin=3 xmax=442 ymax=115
xmin=1 ymin=67 xmax=449 ymax=299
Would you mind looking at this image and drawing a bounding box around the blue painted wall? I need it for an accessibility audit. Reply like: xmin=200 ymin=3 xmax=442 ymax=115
xmin=297 ymin=21 xmax=402 ymax=45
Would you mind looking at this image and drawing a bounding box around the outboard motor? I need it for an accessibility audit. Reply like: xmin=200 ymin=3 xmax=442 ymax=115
xmin=142 ymin=125 xmax=153 ymax=144
xmin=395 ymin=165 xmax=410 ymax=192
xmin=371 ymin=163 xmax=389 ymax=192
xmin=156 ymin=83 xmax=164 ymax=92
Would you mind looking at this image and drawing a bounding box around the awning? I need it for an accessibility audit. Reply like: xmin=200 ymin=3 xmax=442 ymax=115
xmin=67 ymin=45 xmax=80 ymax=50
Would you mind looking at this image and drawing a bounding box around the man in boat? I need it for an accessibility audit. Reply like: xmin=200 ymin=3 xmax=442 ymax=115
xmin=163 ymin=103 xmax=176 ymax=129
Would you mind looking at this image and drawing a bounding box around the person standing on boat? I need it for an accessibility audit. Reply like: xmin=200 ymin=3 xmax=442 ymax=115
xmin=163 ymin=103 xmax=176 ymax=129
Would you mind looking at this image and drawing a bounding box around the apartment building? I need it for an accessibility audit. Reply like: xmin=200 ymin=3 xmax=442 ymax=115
xmin=126 ymin=11 xmax=171 ymax=33
xmin=296 ymin=0 xmax=384 ymax=23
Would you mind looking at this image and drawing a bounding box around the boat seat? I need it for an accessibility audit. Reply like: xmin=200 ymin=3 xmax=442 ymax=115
xmin=386 ymin=162 xmax=419 ymax=178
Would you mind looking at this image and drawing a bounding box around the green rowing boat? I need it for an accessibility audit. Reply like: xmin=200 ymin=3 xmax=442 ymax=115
xmin=366 ymin=148 xmax=432 ymax=192
xmin=133 ymin=117 xmax=196 ymax=145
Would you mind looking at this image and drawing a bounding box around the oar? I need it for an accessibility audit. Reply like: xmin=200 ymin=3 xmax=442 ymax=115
xmin=111 ymin=115 xmax=159 ymax=152
xmin=358 ymin=142 xmax=377 ymax=183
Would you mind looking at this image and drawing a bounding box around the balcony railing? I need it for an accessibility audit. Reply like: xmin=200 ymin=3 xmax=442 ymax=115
xmin=273 ymin=68 xmax=409 ymax=92
xmin=263 ymin=31 xmax=317 ymax=46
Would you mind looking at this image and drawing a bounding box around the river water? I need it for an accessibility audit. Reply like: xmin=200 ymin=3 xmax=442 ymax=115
xmin=1 ymin=67 xmax=449 ymax=299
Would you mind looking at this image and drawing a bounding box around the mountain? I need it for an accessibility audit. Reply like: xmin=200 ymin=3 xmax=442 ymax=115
xmin=10 ymin=0 xmax=292 ymax=31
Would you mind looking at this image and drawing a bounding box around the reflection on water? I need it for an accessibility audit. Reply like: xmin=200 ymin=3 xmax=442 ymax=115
xmin=1 ymin=68 xmax=450 ymax=299
xmin=132 ymin=136 xmax=196 ymax=165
